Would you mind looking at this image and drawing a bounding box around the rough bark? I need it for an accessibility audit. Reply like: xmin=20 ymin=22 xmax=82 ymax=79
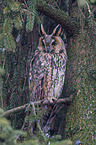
xmin=64 ymin=28 xmax=96 ymax=144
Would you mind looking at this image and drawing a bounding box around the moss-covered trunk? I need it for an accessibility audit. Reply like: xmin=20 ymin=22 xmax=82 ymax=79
xmin=36 ymin=1 xmax=96 ymax=143
xmin=64 ymin=28 xmax=96 ymax=144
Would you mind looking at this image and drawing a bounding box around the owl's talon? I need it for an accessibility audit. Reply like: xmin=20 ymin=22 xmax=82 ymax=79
xmin=47 ymin=97 xmax=57 ymax=103
xmin=30 ymin=101 xmax=34 ymax=105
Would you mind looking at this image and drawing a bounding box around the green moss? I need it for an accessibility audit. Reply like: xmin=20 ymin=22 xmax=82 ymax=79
xmin=65 ymin=29 xmax=96 ymax=144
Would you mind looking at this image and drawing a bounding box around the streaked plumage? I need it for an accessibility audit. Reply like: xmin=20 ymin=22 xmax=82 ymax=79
xmin=29 ymin=24 xmax=67 ymax=102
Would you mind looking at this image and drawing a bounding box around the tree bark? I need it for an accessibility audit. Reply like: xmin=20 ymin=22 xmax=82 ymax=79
xmin=64 ymin=28 xmax=96 ymax=144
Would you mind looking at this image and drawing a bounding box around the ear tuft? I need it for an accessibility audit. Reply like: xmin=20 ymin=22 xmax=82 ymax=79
xmin=40 ymin=24 xmax=46 ymax=36
xmin=52 ymin=24 xmax=61 ymax=36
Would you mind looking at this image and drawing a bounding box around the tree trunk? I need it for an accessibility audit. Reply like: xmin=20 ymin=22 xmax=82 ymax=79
xmin=65 ymin=28 xmax=96 ymax=144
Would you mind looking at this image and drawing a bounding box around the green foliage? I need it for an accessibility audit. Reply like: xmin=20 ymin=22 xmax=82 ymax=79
xmin=0 ymin=0 xmax=39 ymax=51
xmin=0 ymin=33 xmax=16 ymax=51
xmin=26 ymin=0 xmax=39 ymax=31
xmin=3 ymin=18 xmax=12 ymax=33
xmin=90 ymin=0 xmax=96 ymax=3
xmin=0 ymin=108 xmax=26 ymax=145
xmin=78 ymin=0 xmax=86 ymax=7
xmin=0 ymin=1 xmax=21 ymax=51
xmin=0 ymin=108 xmax=72 ymax=145
xmin=0 ymin=0 xmax=41 ymax=110
xmin=8 ymin=1 xmax=20 ymax=11
xmin=26 ymin=7 xmax=36 ymax=31
xmin=0 ymin=67 xmax=5 ymax=75
xmin=4 ymin=33 xmax=16 ymax=51
xmin=13 ymin=16 xmax=22 ymax=30
xmin=25 ymin=106 xmax=46 ymax=123
xmin=50 ymin=140 xmax=72 ymax=145
xmin=20 ymin=140 xmax=40 ymax=145
xmin=0 ymin=0 xmax=41 ymax=51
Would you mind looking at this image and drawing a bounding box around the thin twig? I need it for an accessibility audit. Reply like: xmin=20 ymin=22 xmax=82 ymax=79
xmin=14 ymin=104 xmax=30 ymax=143
xmin=31 ymin=102 xmax=47 ymax=142
xmin=84 ymin=0 xmax=92 ymax=14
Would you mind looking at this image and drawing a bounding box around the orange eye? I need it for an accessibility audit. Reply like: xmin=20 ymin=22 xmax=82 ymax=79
xmin=52 ymin=41 xmax=56 ymax=46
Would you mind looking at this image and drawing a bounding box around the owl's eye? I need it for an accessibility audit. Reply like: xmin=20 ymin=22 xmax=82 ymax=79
xmin=52 ymin=41 xmax=56 ymax=46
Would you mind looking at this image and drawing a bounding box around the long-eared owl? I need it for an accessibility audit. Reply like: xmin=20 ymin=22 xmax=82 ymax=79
xmin=29 ymin=24 xmax=67 ymax=103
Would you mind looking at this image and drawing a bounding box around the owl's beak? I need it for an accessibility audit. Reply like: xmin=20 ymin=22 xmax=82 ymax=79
xmin=46 ymin=46 xmax=50 ymax=53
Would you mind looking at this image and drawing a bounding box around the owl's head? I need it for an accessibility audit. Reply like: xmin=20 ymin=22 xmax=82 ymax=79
xmin=38 ymin=24 xmax=65 ymax=53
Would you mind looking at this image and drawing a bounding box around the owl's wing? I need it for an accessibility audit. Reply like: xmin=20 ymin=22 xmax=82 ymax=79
xmin=29 ymin=51 xmax=46 ymax=101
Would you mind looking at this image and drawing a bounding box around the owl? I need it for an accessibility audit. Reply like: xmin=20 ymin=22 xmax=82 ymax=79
xmin=29 ymin=24 xmax=67 ymax=103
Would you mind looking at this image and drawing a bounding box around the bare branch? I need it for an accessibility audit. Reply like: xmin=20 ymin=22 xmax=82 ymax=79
xmin=2 ymin=104 xmax=28 ymax=117
xmin=2 ymin=95 xmax=73 ymax=117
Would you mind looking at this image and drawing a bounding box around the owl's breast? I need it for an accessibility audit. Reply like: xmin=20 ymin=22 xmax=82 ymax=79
xmin=30 ymin=51 xmax=67 ymax=101
xmin=42 ymin=53 xmax=67 ymax=99
xmin=43 ymin=53 xmax=66 ymax=70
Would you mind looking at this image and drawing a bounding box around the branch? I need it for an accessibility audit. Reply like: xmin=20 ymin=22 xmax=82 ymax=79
xmin=2 ymin=95 xmax=73 ymax=117
xmin=36 ymin=1 xmax=79 ymax=37
xmin=2 ymin=104 xmax=28 ymax=117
